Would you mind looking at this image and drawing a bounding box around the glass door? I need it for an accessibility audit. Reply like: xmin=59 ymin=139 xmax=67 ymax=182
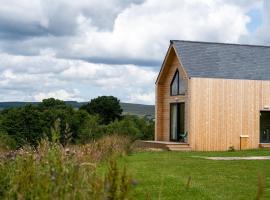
xmin=260 ymin=111 xmax=270 ymax=143
xmin=170 ymin=103 xmax=185 ymax=141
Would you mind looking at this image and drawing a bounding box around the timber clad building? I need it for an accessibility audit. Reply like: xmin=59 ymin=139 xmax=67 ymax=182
xmin=155 ymin=40 xmax=270 ymax=151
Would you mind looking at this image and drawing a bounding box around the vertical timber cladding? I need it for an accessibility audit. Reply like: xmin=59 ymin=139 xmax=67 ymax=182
xmin=156 ymin=51 xmax=189 ymax=142
xmin=189 ymin=77 xmax=270 ymax=151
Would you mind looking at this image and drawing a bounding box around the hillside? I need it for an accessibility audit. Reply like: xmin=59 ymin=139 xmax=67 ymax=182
xmin=0 ymin=101 xmax=155 ymax=118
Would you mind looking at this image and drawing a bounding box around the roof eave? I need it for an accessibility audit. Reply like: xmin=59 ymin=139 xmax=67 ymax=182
xmin=155 ymin=42 xmax=190 ymax=84
xmin=155 ymin=44 xmax=173 ymax=84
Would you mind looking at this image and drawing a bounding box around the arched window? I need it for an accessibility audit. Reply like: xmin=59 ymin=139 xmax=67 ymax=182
xmin=170 ymin=70 xmax=185 ymax=95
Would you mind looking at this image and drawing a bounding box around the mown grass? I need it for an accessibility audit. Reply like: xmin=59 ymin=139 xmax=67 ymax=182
xmin=119 ymin=149 xmax=270 ymax=200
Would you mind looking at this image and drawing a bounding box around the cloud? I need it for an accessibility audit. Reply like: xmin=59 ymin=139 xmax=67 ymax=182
xmin=0 ymin=53 xmax=157 ymax=104
xmin=128 ymin=92 xmax=155 ymax=105
xmin=0 ymin=0 xmax=255 ymax=65
xmin=34 ymin=89 xmax=81 ymax=102
xmin=60 ymin=0 xmax=254 ymax=62
xmin=0 ymin=0 xmax=269 ymax=104
xmin=0 ymin=0 xmax=144 ymax=39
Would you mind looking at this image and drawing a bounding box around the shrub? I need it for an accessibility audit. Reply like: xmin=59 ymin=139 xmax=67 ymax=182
xmin=76 ymin=114 xmax=154 ymax=143
xmin=0 ymin=131 xmax=16 ymax=152
xmin=228 ymin=145 xmax=235 ymax=152
xmin=77 ymin=114 xmax=101 ymax=143
xmin=103 ymin=115 xmax=154 ymax=140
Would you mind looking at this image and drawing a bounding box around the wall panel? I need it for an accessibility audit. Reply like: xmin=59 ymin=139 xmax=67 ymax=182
xmin=189 ymin=78 xmax=270 ymax=151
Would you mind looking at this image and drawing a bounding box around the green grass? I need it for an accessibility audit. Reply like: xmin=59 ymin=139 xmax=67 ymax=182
xmin=119 ymin=149 xmax=270 ymax=200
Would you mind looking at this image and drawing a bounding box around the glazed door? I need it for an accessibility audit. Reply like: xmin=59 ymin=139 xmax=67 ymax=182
xmin=170 ymin=103 xmax=185 ymax=141
xmin=260 ymin=111 xmax=270 ymax=143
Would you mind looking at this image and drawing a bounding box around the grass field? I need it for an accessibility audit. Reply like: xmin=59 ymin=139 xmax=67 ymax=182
xmin=118 ymin=149 xmax=270 ymax=200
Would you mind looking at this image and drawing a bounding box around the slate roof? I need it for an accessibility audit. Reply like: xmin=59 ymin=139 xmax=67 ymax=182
xmin=171 ymin=40 xmax=270 ymax=80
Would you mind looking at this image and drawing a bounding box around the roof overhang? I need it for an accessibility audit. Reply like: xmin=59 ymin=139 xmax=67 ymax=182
xmin=155 ymin=41 xmax=189 ymax=84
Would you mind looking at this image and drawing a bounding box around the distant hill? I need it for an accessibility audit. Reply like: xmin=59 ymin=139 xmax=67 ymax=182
xmin=0 ymin=101 xmax=155 ymax=118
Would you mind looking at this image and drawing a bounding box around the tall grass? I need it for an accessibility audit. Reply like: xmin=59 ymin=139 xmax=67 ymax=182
xmin=0 ymin=135 xmax=133 ymax=199
xmin=73 ymin=135 xmax=133 ymax=163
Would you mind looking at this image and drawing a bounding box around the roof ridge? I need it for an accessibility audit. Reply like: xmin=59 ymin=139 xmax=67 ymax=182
xmin=170 ymin=40 xmax=270 ymax=48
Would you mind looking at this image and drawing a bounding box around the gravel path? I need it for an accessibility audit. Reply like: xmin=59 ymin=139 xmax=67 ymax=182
xmin=201 ymin=156 xmax=270 ymax=160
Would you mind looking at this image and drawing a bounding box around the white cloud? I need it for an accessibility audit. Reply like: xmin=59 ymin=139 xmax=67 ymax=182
xmin=0 ymin=0 xmax=256 ymax=63
xmin=34 ymin=89 xmax=81 ymax=102
xmin=67 ymin=0 xmax=252 ymax=62
xmin=0 ymin=53 xmax=157 ymax=103
xmin=0 ymin=0 xmax=269 ymax=104
xmin=128 ymin=92 xmax=155 ymax=105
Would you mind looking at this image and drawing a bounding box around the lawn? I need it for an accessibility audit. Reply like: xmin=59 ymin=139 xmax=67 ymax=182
xmin=119 ymin=149 xmax=270 ymax=200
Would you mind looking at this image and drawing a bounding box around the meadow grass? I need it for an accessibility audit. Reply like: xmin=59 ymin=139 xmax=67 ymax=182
xmin=119 ymin=149 xmax=270 ymax=200
xmin=0 ymin=135 xmax=133 ymax=200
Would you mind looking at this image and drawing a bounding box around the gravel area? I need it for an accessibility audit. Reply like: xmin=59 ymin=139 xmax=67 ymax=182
xmin=201 ymin=156 xmax=270 ymax=160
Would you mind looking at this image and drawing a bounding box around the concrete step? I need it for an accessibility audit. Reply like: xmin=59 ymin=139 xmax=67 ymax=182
xmin=167 ymin=147 xmax=191 ymax=151
xmin=166 ymin=144 xmax=191 ymax=151
xmin=166 ymin=144 xmax=190 ymax=148
xmin=259 ymin=143 xmax=270 ymax=148
xmin=134 ymin=140 xmax=191 ymax=151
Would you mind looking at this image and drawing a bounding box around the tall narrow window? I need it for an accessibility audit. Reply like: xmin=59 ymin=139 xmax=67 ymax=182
xmin=171 ymin=71 xmax=179 ymax=95
xmin=170 ymin=70 xmax=185 ymax=95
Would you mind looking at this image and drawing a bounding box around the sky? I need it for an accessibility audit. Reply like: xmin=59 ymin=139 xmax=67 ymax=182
xmin=0 ymin=0 xmax=269 ymax=105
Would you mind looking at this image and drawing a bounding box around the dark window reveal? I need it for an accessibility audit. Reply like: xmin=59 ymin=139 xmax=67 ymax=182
xmin=170 ymin=70 xmax=185 ymax=95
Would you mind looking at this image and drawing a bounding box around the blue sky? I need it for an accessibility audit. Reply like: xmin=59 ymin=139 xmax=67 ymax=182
xmin=247 ymin=8 xmax=263 ymax=32
xmin=0 ymin=0 xmax=269 ymax=105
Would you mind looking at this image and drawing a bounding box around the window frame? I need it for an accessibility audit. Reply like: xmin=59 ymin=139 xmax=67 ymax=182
xmin=170 ymin=69 xmax=185 ymax=96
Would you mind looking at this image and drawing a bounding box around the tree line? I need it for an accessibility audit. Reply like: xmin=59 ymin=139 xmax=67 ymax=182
xmin=0 ymin=96 xmax=154 ymax=149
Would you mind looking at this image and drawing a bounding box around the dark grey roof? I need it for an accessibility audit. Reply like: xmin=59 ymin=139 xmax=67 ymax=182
xmin=172 ymin=40 xmax=270 ymax=80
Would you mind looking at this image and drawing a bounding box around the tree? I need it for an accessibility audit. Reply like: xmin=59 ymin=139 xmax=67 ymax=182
xmin=80 ymin=96 xmax=123 ymax=125
xmin=1 ymin=105 xmax=45 ymax=147
xmin=39 ymin=98 xmax=66 ymax=109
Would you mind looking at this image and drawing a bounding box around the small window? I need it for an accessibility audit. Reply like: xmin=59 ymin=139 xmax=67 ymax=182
xmin=170 ymin=70 xmax=185 ymax=96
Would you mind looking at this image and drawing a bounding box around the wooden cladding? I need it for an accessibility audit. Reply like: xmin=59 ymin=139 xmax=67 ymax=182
xmin=189 ymin=78 xmax=270 ymax=151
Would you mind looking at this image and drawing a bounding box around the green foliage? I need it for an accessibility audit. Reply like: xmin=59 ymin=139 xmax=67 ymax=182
xmin=104 ymin=115 xmax=154 ymax=140
xmin=77 ymin=114 xmax=101 ymax=143
xmin=81 ymin=96 xmax=123 ymax=125
xmin=0 ymin=137 xmax=133 ymax=199
xmin=0 ymin=99 xmax=92 ymax=147
xmin=39 ymin=98 xmax=66 ymax=109
xmin=0 ymin=131 xmax=17 ymax=151
xmin=76 ymin=115 xmax=154 ymax=143
xmin=1 ymin=105 xmax=45 ymax=147
xmin=0 ymin=96 xmax=154 ymax=148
